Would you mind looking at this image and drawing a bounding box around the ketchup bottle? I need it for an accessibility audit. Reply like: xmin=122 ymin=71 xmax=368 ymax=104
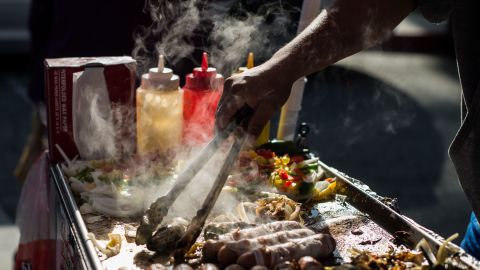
xmin=183 ymin=52 xmax=224 ymax=146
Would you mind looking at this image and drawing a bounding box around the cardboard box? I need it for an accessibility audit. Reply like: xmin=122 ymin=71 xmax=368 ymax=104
xmin=44 ymin=57 xmax=137 ymax=163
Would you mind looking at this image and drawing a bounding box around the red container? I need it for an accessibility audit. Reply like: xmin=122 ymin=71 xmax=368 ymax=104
xmin=183 ymin=53 xmax=224 ymax=146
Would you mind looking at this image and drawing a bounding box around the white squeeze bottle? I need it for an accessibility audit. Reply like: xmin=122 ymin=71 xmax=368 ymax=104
xmin=136 ymin=55 xmax=183 ymax=155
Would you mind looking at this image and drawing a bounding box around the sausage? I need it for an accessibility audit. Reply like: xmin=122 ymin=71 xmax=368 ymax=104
xmin=220 ymin=221 xmax=304 ymax=241
xmin=203 ymin=240 xmax=226 ymax=261
xmin=196 ymin=263 xmax=219 ymax=270
xmin=273 ymin=261 xmax=296 ymax=270
xmin=298 ymin=256 xmax=323 ymax=270
xmin=218 ymin=245 xmax=240 ymax=266
xmin=236 ymin=234 xmax=336 ymax=269
xmin=174 ymin=264 xmax=194 ymax=270
xmin=251 ymin=266 xmax=269 ymax=270
xmin=217 ymin=229 xmax=315 ymax=265
xmin=203 ymin=222 xmax=305 ymax=262
xmin=228 ymin=229 xmax=315 ymax=251
xmin=237 ymin=247 xmax=272 ymax=269
xmin=224 ymin=264 xmax=245 ymax=270
xmin=147 ymin=264 xmax=167 ymax=270
xmin=204 ymin=222 xmax=254 ymax=240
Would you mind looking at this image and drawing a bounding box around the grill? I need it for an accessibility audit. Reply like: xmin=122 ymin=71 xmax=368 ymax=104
xmin=48 ymin=149 xmax=480 ymax=269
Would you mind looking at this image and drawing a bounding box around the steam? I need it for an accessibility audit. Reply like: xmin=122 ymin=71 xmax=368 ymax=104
xmin=74 ymin=95 xmax=138 ymax=161
xmin=133 ymin=0 xmax=203 ymax=75
xmin=130 ymin=0 xmax=299 ymax=223
xmin=163 ymin=138 xmax=238 ymax=221
xmin=72 ymin=68 xmax=117 ymax=160
xmin=77 ymin=91 xmax=117 ymax=159
xmin=133 ymin=0 xmax=297 ymax=76
xmin=154 ymin=0 xmax=201 ymax=67
xmin=208 ymin=14 xmax=264 ymax=74
xmin=72 ymin=67 xmax=137 ymax=161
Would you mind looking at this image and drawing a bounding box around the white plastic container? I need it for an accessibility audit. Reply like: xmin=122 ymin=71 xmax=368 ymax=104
xmin=136 ymin=55 xmax=183 ymax=154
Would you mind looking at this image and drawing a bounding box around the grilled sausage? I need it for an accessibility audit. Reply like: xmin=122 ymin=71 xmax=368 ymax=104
xmin=204 ymin=222 xmax=254 ymax=240
xmin=203 ymin=240 xmax=226 ymax=261
xmin=273 ymin=261 xmax=296 ymax=270
xmin=196 ymin=263 xmax=219 ymax=270
xmin=251 ymin=266 xmax=269 ymax=270
xmin=299 ymin=256 xmax=323 ymax=270
xmin=217 ymin=245 xmax=240 ymax=266
xmin=217 ymin=229 xmax=315 ymax=266
xmin=224 ymin=264 xmax=245 ymax=270
xmin=203 ymin=221 xmax=305 ymax=262
xmin=220 ymin=221 xmax=304 ymax=241
xmin=147 ymin=264 xmax=167 ymax=270
xmin=174 ymin=264 xmax=193 ymax=270
xmin=236 ymin=234 xmax=335 ymax=269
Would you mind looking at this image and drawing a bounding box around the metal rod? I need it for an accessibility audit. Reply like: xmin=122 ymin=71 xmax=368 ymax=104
xmin=51 ymin=165 xmax=104 ymax=269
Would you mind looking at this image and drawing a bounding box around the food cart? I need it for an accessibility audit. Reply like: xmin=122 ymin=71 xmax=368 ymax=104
xmin=45 ymin=145 xmax=480 ymax=269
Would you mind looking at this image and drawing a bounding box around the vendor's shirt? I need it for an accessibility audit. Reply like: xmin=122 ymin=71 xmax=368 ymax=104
xmin=418 ymin=0 xmax=480 ymax=219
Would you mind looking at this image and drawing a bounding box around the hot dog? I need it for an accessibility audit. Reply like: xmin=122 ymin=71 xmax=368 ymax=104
xmin=217 ymin=229 xmax=315 ymax=265
xmin=236 ymin=234 xmax=335 ymax=269
xmin=220 ymin=221 xmax=304 ymax=241
xmin=203 ymin=221 xmax=305 ymax=261
xmin=298 ymin=256 xmax=323 ymax=270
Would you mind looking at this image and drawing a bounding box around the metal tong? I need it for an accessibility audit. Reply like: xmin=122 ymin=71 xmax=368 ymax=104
xmin=135 ymin=105 xmax=253 ymax=252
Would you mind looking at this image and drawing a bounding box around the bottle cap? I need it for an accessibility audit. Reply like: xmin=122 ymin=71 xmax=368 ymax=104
xmin=233 ymin=52 xmax=254 ymax=75
xmin=184 ymin=52 xmax=224 ymax=91
xmin=141 ymin=55 xmax=180 ymax=90
xmin=246 ymin=52 xmax=254 ymax=69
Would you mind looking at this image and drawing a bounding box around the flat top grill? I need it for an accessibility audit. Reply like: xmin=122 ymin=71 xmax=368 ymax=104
xmin=50 ymin=156 xmax=480 ymax=269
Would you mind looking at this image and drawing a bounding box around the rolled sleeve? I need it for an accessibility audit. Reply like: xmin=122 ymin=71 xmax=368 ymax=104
xmin=417 ymin=0 xmax=452 ymax=23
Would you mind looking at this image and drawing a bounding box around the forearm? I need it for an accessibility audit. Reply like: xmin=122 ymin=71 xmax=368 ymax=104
xmin=264 ymin=0 xmax=416 ymax=82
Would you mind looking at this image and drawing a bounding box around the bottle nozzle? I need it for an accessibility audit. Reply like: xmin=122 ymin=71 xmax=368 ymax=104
xmin=158 ymin=55 xmax=165 ymax=72
xmin=247 ymin=52 xmax=254 ymax=69
xmin=201 ymin=52 xmax=208 ymax=72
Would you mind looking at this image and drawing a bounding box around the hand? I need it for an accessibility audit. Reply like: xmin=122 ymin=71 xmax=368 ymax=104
xmin=215 ymin=63 xmax=295 ymax=136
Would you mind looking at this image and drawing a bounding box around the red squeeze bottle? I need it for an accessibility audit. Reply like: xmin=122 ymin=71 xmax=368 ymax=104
xmin=183 ymin=52 xmax=224 ymax=146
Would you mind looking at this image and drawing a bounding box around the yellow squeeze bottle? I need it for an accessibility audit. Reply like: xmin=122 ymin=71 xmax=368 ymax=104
xmin=234 ymin=53 xmax=270 ymax=145
xmin=136 ymin=55 xmax=183 ymax=155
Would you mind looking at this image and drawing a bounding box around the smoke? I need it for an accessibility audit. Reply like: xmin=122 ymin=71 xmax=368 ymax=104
xmin=75 ymin=90 xmax=117 ymax=159
xmin=132 ymin=0 xmax=298 ymax=76
xmin=208 ymin=14 xmax=265 ymax=74
xmin=206 ymin=2 xmax=294 ymax=75
xmin=130 ymin=0 xmax=300 ymax=225
xmin=154 ymin=0 xmax=201 ymax=67
xmin=163 ymin=138 xmax=238 ymax=221
xmin=74 ymin=92 xmax=138 ymax=162
xmin=132 ymin=0 xmax=202 ymax=75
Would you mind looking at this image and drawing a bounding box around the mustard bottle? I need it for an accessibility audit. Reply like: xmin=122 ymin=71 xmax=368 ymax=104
xmin=136 ymin=55 xmax=183 ymax=155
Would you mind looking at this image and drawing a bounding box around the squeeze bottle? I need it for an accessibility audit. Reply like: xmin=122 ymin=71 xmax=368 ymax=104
xmin=136 ymin=55 xmax=183 ymax=155
xmin=183 ymin=52 xmax=224 ymax=146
